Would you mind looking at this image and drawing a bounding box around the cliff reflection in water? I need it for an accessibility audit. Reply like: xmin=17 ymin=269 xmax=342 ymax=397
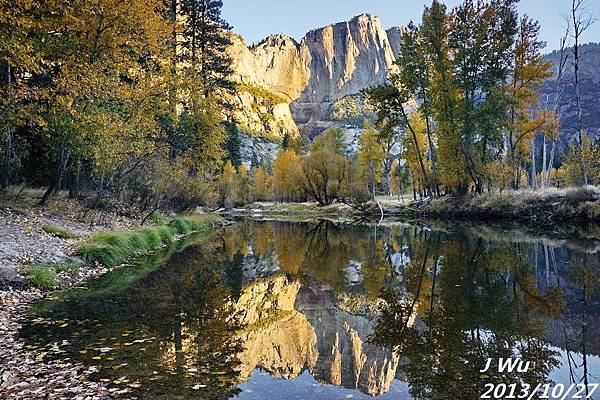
xmin=19 ymin=220 xmax=600 ymax=399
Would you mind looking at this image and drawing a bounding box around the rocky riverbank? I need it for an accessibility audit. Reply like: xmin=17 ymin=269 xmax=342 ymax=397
xmin=0 ymin=193 xmax=144 ymax=399
xmin=0 ymin=192 xmax=219 ymax=399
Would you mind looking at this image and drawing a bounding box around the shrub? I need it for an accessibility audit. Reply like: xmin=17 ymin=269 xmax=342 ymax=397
xmin=21 ymin=265 xmax=59 ymax=289
xmin=76 ymin=214 xmax=217 ymax=268
xmin=42 ymin=225 xmax=79 ymax=239
xmin=564 ymin=186 xmax=598 ymax=204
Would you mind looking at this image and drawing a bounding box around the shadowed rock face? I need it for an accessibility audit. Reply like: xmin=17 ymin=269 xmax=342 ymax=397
xmin=540 ymin=42 xmax=600 ymax=142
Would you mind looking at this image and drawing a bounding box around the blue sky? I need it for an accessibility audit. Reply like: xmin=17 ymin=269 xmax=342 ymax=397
xmin=222 ymin=0 xmax=599 ymax=52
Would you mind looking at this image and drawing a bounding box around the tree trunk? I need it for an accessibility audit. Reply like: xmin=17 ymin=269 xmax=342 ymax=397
xmin=424 ymin=114 xmax=439 ymax=196
xmin=572 ymin=2 xmax=589 ymax=185
xmin=2 ymin=63 xmax=14 ymax=191
xmin=39 ymin=145 xmax=70 ymax=205
xmin=369 ymin=160 xmax=376 ymax=200
xmin=401 ymin=106 xmax=431 ymax=197
xmin=382 ymin=159 xmax=392 ymax=197
xmin=531 ymin=138 xmax=537 ymax=189
xmin=541 ymin=135 xmax=547 ymax=189
xmin=399 ymin=175 xmax=404 ymax=204
xmin=547 ymin=141 xmax=556 ymax=187
xmin=69 ymin=156 xmax=81 ymax=199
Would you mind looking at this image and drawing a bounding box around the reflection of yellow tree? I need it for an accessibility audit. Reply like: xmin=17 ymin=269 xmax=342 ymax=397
xmin=273 ymin=223 xmax=306 ymax=274
xmin=221 ymin=221 xmax=253 ymax=261
xmin=360 ymin=230 xmax=392 ymax=300
xmin=253 ymin=223 xmax=274 ymax=256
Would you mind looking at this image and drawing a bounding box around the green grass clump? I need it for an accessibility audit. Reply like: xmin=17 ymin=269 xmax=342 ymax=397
xmin=169 ymin=217 xmax=192 ymax=234
xmin=76 ymin=214 xmax=218 ymax=268
xmin=140 ymin=228 xmax=162 ymax=248
xmin=52 ymin=260 xmax=83 ymax=273
xmin=42 ymin=224 xmax=79 ymax=239
xmin=150 ymin=211 xmax=166 ymax=225
xmin=21 ymin=265 xmax=59 ymax=289
xmin=155 ymin=225 xmax=175 ymax=243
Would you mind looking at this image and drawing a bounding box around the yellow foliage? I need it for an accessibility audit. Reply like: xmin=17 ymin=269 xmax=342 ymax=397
xmin=357 ymin=121 xmax=385 ymax=188
xmin=252 ymin=166 xmax=272 ymax=201
xmin=272 ymin=149 xmax=302 ymax=202
xmin=402 ymin=113 xmax=430 ymax=187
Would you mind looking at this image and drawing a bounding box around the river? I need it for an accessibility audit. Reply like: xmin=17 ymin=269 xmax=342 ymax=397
xmin=19 ymin=219 xmax=600 ymax=399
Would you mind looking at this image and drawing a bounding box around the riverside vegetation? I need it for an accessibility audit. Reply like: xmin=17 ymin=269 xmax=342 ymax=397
xmin=1 ymin=0 xmax=599 ymax=223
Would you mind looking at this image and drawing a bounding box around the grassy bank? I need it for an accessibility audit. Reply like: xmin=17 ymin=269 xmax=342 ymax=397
xmin=76 ymin=213 xmax=220 ymax=268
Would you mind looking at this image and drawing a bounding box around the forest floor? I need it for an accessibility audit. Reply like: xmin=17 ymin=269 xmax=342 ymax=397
xmin=0 ymin=189 xmax=151 ymax=399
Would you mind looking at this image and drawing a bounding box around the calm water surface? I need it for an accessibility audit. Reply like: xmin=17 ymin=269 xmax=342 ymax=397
xmin=20 ymin=219 xmax=600 ymax=399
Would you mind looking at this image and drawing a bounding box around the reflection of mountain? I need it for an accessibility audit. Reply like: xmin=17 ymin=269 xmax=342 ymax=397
xmin=296 ymin=283 xmax=400 ymax=397
xmin=231 ymin=274 xmax=400 ymax=397
xmin=238 ymin=311 xmax=318 ymax=380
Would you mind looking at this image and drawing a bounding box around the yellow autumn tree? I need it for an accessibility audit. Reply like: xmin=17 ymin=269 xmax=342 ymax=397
xmin=272 ymin=149 xmax=302 ymax=203
xmin=506 ymin=17 xmax=552 ymax=189
xmin=357 ymin=121 xmax=386 ymax=199
xmin=218 ymin=160 xmax=237 ymax=207
xmin=236 ymin=164 xmax=251 ymax=205
xmin=402 ymin=113 xmax=430 ymax=195
xmin=252 ymin=166 xmax=272 ymax=201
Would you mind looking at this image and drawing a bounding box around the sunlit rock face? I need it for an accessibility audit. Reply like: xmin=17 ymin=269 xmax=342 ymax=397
xmin=227 ymin=14 xmax=403 ymax=149
xmin=227 ymin=34 xmax=303 ymax=142
xmin=234 ymin=275 xmax=300 ymax=326
xmin=233 ymin=275 xmax=318 ymax=380
xmin=228 ymin=254 xmax=400 ymax=397
xmin=292 ymin=14 xmax=399 ymax=127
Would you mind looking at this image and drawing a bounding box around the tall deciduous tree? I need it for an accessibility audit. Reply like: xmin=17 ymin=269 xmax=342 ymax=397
xmin=449 ymin=0 xmax=519 ymax=194
xmin=364 ymin=84 xmax=432 ymax=197
xmin=505 ymin=16 xmax=553 ymax=189
xmin=570 ymin=0 xmax=596 ymax=185
xmin=0 ymin=0 xmax=38 ymax=192
xmin=272 ymin=149 xmax=301 ymax=203
xmin=396 ymin=21 xmax=439 ymax=195
xmin=35 ymin=0 xmax=171 ymax=204
xmin=421 ymin=0 xmax=462 ymax=192
xmin=357 ymin=121 xmax=385 ymax=199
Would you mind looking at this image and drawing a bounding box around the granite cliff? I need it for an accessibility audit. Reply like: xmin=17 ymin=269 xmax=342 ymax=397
xmin=227 ymin=14 xmax=403 ymax=163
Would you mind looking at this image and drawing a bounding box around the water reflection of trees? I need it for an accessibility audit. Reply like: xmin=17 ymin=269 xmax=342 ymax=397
xmin=371 ymin=227 xmax=600 ymax=400
xmin=22 ymin=241 xmax=245 ymax=399
xmin=23 ymin=220 xmax=600 ymax=399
